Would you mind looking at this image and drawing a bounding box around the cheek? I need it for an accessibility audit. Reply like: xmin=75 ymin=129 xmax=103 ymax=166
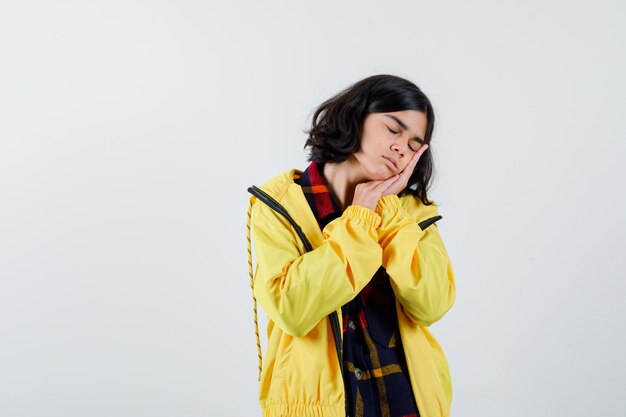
xmin=362 ymin=140 xmax=383 ymax=155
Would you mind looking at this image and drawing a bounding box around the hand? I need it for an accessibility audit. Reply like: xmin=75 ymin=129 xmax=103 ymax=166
xmin=351 ymin=174 xmax=402 ymax=212
xmin=381 ymin=144 xmax=429 ymax=196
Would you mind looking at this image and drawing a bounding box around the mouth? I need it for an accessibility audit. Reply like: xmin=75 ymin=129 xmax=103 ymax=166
xmin=382 ymin=155 xmax=398 ymax=171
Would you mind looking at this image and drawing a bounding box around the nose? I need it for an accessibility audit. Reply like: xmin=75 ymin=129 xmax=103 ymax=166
xmin=391 ymin=141 xmax=408 ymax=157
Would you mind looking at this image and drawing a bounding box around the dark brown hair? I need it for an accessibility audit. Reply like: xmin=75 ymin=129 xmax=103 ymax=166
xmin=304 ymin=74 xmax=436 ymax=206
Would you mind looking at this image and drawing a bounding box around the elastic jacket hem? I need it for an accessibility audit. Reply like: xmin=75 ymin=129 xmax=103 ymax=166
xmin=261 ymin=402 xmax=345 ymax=417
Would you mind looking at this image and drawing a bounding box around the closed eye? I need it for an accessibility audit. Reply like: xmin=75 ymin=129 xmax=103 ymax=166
xmin=387 ymin=126 xmax=417 ymax=152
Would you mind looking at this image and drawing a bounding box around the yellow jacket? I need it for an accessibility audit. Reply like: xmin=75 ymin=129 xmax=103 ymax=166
xmin=246 ymin=168 xmax=457 ymax=417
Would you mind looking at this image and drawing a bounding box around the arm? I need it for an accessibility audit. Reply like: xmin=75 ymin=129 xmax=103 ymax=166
xmin=250 ymin=199 xmax=383 ymax=337
xmin=375 ymin=194 xmax=456 ymax=327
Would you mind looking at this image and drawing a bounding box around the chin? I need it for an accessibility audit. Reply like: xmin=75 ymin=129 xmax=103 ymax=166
xmin=370 ymin=170 xmax=392 ymax=181
xmin=360 ymin=160 xmax=392 ymax=181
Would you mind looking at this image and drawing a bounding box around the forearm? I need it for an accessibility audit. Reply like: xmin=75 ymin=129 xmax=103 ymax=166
xmin=375 ymin=195 xmax=456 ymax=326
xmin=251 ymin=201 xmax=383 ymax=336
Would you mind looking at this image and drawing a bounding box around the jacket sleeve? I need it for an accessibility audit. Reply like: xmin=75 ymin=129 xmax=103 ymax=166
xmin=250 ymin=199 xmax=383 ymax=337
xmin=374 ymin=194 xmax=456 ymax=327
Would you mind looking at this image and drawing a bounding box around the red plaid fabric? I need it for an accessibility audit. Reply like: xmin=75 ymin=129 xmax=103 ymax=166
xmin=295 ymin=161 xmax=420 ymax=417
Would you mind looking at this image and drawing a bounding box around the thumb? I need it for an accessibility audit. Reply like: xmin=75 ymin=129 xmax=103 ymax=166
xmin=374 ymin=174 xmax=400 ymax=191
xmin=384 ymin=174 xmax=401 ymax=185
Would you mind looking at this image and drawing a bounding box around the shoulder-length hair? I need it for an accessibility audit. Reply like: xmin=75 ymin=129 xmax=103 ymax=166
xmin=304 ymin=74 xmax=436 ymax=206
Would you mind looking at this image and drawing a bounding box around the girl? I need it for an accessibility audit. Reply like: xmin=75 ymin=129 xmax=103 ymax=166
xmin=246 ymin=74 xmax=456 ymax=417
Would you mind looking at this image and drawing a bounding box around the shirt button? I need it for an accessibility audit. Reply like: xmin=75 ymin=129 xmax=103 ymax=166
xmin=354 ymin=368 xmax=363 ymax=380
xmin=348 ymin=320 xmax=356 ymax=331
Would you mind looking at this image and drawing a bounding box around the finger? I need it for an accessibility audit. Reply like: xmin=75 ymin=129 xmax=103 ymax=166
xmin=410 ymin=144 xmax=428 ymax=165
xmin=373 ymin=174 xmax=400 ymax=190
xmin=398 ymin=153 xmax=419 ymax=180
xmin=416 ymin=144 xmax=429 ymax=160
xmin=401 ymin=144 xmax=429 ymax=177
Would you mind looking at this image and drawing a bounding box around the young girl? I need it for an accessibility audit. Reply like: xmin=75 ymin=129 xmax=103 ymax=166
xmin=246 ymin=74 xmax=456 ymax=417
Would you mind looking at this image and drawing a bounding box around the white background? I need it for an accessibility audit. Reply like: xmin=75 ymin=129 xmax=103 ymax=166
xmin=1 ymin=1 xmax=624 ymax=416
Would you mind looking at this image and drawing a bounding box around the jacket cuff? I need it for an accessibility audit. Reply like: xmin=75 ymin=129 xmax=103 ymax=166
xmin=344 ymin=205 xmax=382 ymax=229
xmin=375 ymin=194 xmax=401 ymax=214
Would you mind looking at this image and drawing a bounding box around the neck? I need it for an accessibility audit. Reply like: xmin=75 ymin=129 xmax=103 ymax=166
xmin=321 ymin=157 xmax=367 ymax=212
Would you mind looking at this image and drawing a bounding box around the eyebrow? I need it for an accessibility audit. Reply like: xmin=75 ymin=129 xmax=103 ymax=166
xmin=384 ymin=114 xmax=425 ymax=143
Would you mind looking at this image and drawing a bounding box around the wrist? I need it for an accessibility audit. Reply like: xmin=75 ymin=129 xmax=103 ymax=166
xmin=375 ymin=194 xmax=401 ymax=214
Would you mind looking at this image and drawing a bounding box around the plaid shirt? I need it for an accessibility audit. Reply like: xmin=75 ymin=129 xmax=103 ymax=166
xmin=294 ymin=160 xmax=420 ymax=417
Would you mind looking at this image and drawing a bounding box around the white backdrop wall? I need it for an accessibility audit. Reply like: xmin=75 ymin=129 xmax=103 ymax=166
xmin=0 ymin=1 xmax=624 ymax=416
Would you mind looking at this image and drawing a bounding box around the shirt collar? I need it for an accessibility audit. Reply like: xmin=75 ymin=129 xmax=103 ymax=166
xmin=298 ymin=160 xmax=342 ymax=224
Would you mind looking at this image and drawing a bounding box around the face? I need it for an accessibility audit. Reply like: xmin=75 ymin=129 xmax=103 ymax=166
xmin=351 ymin=110 xmax=428 ymax=181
